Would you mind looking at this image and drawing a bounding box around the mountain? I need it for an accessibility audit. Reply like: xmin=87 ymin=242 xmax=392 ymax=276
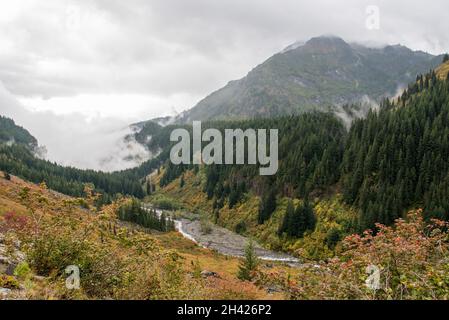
xmin=0 ymin=116 xmax=38 ymax=149
xmin=178 ymin=36 xmax=443 ymax=122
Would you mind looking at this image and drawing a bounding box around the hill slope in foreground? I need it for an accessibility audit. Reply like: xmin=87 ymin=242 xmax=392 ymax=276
xmin=0 ymin=171 xmax=286 ymax=300
xmin=2 ymin=173 xmax=449 ymax=299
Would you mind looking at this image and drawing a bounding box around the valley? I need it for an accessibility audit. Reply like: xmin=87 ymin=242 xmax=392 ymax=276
xmin=149 ymin=207 xmax=300 ymax=264
xmin=1 ymin=37 xmax=449 ymax=300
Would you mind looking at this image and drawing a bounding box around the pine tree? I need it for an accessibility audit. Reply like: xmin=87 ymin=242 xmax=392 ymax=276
xmin=228 ymin=183 xmax=240 ymax=209
xmin=3 ymin=171 xmax=11 ymax=181
xmin=258 ymin=189 xmax=276 ymax=224
xmin=237 ymin=239 xmax=259 ymax=281
xmin=443 ymin=54 xmax=449 ymax=63
xmin=278 ymin=200 xmax=294 ymax=235
xmin=180 ymin=174 xmax=185 ymax=188
xmin=287 ymin=200 xmax=317 ymax=238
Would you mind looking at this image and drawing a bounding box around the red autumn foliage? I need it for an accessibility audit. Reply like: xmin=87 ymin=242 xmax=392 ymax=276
xmin=0 ymin=211 xmax=31 ymax=233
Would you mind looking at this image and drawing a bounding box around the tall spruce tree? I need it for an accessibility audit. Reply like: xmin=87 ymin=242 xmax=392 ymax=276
xmin=237 ymin=239 xmax=259 ymax=281
xmin=258 ymin=189 xmax=277 ymax=224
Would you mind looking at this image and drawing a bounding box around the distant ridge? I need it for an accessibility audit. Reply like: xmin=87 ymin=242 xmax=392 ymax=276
xmin=176 ymin=36 xmax=443 ymax=122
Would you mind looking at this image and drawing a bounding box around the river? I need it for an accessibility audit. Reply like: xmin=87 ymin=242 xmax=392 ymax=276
xmin=145 ymin=205 xmax=300 ymax=265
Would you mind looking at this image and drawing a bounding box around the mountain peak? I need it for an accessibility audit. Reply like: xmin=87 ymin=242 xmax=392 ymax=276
xmin=302 ymin=35 xmax=351 ymax=53
xmin=307 ymin=35 xmax=346 ymax=43
xmin=178 ymin=37 xmax=442 ymax=122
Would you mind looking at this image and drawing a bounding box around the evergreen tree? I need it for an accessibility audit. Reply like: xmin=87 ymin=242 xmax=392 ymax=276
xmin=237 ymin=239 xmax=259 ymax=281
xmin=3 ymin=171 xmax=11 ymax=181
xmin=279 ymin=200 xmax=316 ymax=238
xmin=258 ymin=189 xmax=277 ymax=224
xmin=278 ymin=200 xmax=295 ymax=236
xmin=180 ymin=174 xmax=185 ymax=188
xmin=443 ymin=54 xmax=449 ymax=63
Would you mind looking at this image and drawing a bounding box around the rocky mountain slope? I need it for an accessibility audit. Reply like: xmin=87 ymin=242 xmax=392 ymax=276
xmin=178 ymin=36 xmax=443 ymax=122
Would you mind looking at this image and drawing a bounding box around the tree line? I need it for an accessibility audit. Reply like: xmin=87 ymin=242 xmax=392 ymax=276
xmin=117 ymin=199 xmax=175 ymax=232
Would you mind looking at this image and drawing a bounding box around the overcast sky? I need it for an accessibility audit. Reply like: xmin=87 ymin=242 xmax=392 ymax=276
xmin=1 ymin=0 xmax=449 ymax=169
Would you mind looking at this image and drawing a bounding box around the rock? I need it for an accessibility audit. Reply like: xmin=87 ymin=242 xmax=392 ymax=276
xmin=0 ymin=255 xmax=9 ymax=264
xmin=201 ymin=270 xmax=219 ymax=278
xmin=5 ymin=263 xmax=17 ymax=276
xmin=33 ymin=275 xmax=47 ymax=282
xmin=266 ymin=285 xmax=282 ymax=294
xmin=0 ymin=288 xmax=12 ymax=299
xmin=0 ymin=256 xmax=11 ymax=274
xmin=0 ymin=256 xmax=17 ymax=276
xmin=13 ymin=240 xmax=21 ymax=250
xmin=14 ymin=251 xmax=26 ymax=263
xmin=0 ymin=248 xmax=25 ymax=275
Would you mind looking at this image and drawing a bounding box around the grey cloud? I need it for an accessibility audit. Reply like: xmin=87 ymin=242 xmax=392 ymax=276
xmin=0 ymin=81 xmax=150 ymax=171
xmin=1 ymin=0 xmax=448 ymax=101
xmin=1 ymin=0 xmax=449 ymax=171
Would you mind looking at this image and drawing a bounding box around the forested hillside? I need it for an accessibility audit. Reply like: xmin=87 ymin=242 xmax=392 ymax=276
xmin=154 ymin=64 xmax=449 ymax=254
xmin=0 ymin=144 xmax=149 ymax=205
xmin=0 ymin=116 xmax=37 ymax=150
xmin=342 ymin=68 xmax=449 ymax=230
xmin=2 ymin=63 xmax=449 ymax=254
xmin=0 ymin=116 xmax=168 ymax=205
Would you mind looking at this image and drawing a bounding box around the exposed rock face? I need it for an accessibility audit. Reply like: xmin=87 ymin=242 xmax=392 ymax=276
xmin=178 ymin=36 xmax=443 ymax=123
xmin=0 ymin=233 xmax=27 ymax=300
xmin=0 ymin=234 xmax=25 ymax=276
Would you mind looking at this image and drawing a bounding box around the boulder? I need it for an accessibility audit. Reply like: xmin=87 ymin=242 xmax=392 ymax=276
xmin=266 ymin=285 xmax=282 ymax=294
xmin=0 ymin=288 xmax=12 ymax=299
xmin=200 ymin=270 xmax=219 ymax=278
xmin=0 ymin=255 xmax=11 ymax=274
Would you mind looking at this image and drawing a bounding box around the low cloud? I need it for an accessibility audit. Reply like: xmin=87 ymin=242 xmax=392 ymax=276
xmin=1 ymin=0 xmax=449 ymax=170
xmin=0 ymin=81 xmax=150 ymax=171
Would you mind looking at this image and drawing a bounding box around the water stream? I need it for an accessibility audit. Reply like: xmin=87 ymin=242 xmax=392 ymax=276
xmin=146 ymin=206 xmax=300 ymax=265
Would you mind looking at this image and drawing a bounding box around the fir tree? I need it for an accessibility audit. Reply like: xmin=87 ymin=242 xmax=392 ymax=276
xmin=443 ymin=54 xmax=449 ymax=63
xmin=3 ymin=171 xmax=11 ymax=181
xmin=258 ymin=189 xmax=276 ymax=224
xmin=237 ymin=239 xmax=259 ymax=281
xmin=278 ymin=200 xmax=295 ymax=236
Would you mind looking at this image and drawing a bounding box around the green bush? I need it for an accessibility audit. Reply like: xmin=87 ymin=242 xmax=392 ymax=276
xmin=151 ymin=194 xmax=182 ymax=211
xmin=27 ymin=229 xmax=126 ymax=298
xmin=0 ymin=275 xmax=20 ymax=289
xmin=235 ymin=221 xmax=247 ymax=235
xmin=14 ymin=262 xmax=32 ymax=280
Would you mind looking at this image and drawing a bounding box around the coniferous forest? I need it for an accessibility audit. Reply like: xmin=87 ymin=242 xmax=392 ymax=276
xmin=159 ymin=68 xmax=449 ymax=234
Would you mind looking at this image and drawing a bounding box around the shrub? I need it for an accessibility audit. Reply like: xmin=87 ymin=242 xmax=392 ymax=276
xmin=235 ymin=221 xmax=247 ymax=235
xmin=0 ymin=275 xmax=20 ymax=289
xmin=14 ymin=262 xmax=32 ymax=280
xmin=200 ymin=216 xmax=213 ymax=235
xmin=0 ymin=211 xmax=30 ymax=233
xmin=270 ymin=210 xmax=449 ymax=300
